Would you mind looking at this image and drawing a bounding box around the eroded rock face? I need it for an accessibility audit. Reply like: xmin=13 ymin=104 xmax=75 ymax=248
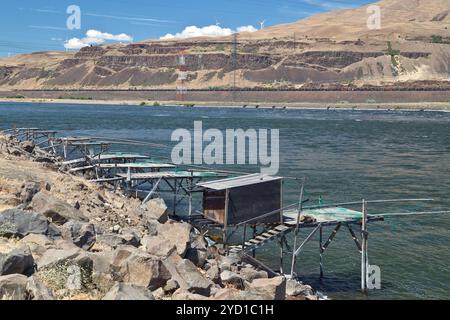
xmin=286 ymin=279 xmax=314 ymax=297
xmin=0 ymin=209 xmax=61 ymax=239
xmin=29 ymin=192 xmax=88 ymax=225
xmin=102 ymin=282 xmax=155 ymax=300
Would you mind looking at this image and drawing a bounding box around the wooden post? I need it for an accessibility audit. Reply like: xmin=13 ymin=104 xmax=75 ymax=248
xmin=290 ymin=181 xmax=305 ymax=278
xmin=173 ymin=179 xmax=177 ymax=215
xmin=361 ymin=199 xmax=368 ymax=292
xmin=280 ymin=236 xmax=284 ymax=274
xmin=319 ymin=225 xmax=324 ymax=278
xmin=188 ymin=175 xmax=193 ymax=216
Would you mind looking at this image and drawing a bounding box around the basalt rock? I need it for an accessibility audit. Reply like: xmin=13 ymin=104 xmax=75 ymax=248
xmin=102 ymin=282 xmax=155 ymax=300
xmin=61 ymin=221 xmax=96 ymax=250
xmin=0 ymin=209 xmax=61 ymax=239
xmin=0 ymin=246 xmax=35 ymax=276
xmin=0 ymin=274 xmax=28 ymax=300
xmin=29 ymin=192 xmax=88 ymax=225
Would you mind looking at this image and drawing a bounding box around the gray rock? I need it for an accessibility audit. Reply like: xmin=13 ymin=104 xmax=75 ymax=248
xmin=29 ymin=192 xmax=88 ymax=225
xmin=87 ymin=251 xmax=115 ymax=281
xmin=19 ymin=181 xmax=40 ymax=203
xmin=26 ymin=275 xmax=54 ymax=300
xmin=247 ymin=276 xmax=286 ymax=300
xmin=141 ymin=235 xmax=177 ymax=258
xmin=112 ymin=247 xmax=171 ymax=290
xmin=220 ymin=270 xmax=245 ymax=289
xmin=102 ymin=283 xmax=155 ymax=300
xmin=0 ymin=274 xmax=28 ymax=300
xmin=143 ymin=198 xmax=170 ymax=224
xmin=213 ymin=288 xmax=271 ymax=300
xmin=95 ymin=232 xmax=140 ymax=250
xmin=185 ymin=234 xmax=208 ymax=267
xmin=239 ymin=267 xmax=269 ymax=282
xmin=171 ymin=288 xmax=208 ymax=300
xmin=164 ymin=256 xmax=213 ymax=297
xmin=0 ymin=209 xmax=61 ymax=239
xmin=163 ymin=279 xmax=180 ymax=294
xmin=286 ymin=279 xmax=314 ymax=297
xmin=61 ymin=221 xmax=96 ymax=250
xmin=157 ymin=222 xmax=192 ymax=257
xmin=37 ymin=248 xmax=91 ymax=271
xmin=0 ymin=246 xmax=35 ymax=276
xmin=19 ymin=234 xmax=55 ymax=259
xmin=206 ymin=264 xmax=220 ymax=284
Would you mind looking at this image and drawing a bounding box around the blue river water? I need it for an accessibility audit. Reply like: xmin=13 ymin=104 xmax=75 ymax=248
xmin=1 ymin=102 xmax=449 ymax=300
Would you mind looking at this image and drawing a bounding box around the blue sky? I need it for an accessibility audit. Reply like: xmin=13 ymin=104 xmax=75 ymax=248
xmin=0 ymin=0 xmax=375 ymax=57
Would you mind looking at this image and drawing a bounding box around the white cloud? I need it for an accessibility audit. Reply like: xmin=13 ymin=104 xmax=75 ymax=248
xmin=160 ymin=24 xmax=257 ymax=40
xmin=64 ymin=29 xmax=133 ymax=50
xmin=236 ymin=25 xmax=258 ymax=33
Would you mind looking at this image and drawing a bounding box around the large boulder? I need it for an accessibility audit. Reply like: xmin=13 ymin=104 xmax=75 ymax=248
xmin=205 ymin=264 xmax=220 ymax=284
xmin=103 ymin=283 xmax=155 ymax=300
xmin=157 ymin=222 xmax=192 ymax=257
xmin=19 ymin=234 xmax=55 ymax=259
xmin=171 ymin=288 xmax=208 ymax=300
xmin=185 ymin=234 xmax=208 ymax=267
xmin=61 ymin=221 xmax=96 ymax=250
xmin=142 ymin=198 xmax=170 ymax=224
xmin=285 ymin=279 xmax=314 ymax=297
xmin=0 ymin=274 xmax=28 ymax=300
xmin=164 ymin=256 xmax=213 ymax=297
xmin=220 ymin=270 xmax=245 ymax=289
xmin=36 ymin=248 xmax=94 ymax=291
xmin=246 ymin=276 xmax=286 ymax=300
xmin=112 ymin=247 xmax=171 ymax=290
xmin=26 ymin=275 xmax=54 ymax=300
xmin=0 ymin=246 xmax=35 ymax=276
xmin=29 ymin=192 xmax=88 ymax=225
xmin=239 ymin=267 xmax=269 ymax=282
xmin=0 ymin=209 xmax=61 ymax=239
xmin=140 ymin=235 xmax=177 ymax=258
xmin=213 ymin=288 xmax=271 ymax=300
xmin=94 ymin=232 xmax=140 ymax=251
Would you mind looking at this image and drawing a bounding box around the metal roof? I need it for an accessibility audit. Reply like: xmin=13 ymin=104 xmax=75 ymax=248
xmin=197 ymin=173 xmax=283 ymax=191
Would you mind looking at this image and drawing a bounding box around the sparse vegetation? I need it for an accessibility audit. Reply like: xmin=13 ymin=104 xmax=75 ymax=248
xmin=431 ymin=35 xmax=450 ymax=44
xmin=6 ymin=95 xmax=25 ymax=99
xmin=57 ymin=96 xmax=93 ymax=100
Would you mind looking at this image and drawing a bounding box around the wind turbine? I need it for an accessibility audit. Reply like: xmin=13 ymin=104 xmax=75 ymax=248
xmin=259 ymin=20 xmax=266 ymax=30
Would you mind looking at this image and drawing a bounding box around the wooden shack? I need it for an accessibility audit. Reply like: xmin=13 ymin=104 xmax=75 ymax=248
xmin=197 ymin=174 xmax=284 ymax=226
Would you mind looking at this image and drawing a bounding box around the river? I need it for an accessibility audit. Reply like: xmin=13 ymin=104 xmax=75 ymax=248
xmin=1 ymin=102 xmax=449 ymax=300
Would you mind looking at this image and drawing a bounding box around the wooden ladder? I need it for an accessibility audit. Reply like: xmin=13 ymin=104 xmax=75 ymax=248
xmin=229 ymin=223 xmax=293 ymax=254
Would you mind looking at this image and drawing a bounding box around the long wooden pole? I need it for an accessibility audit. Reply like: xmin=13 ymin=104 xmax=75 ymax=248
xmin=319 ymin=225 xmax=324 ymax=278
xmin=290 ymin=181 xmax=305 ymax=278
xmin=361 ymin=199 xmax=368 ymax=292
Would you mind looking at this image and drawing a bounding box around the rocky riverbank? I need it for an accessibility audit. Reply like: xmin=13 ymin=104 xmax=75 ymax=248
xmin=0 ymin=133 xmax=317 ymax=300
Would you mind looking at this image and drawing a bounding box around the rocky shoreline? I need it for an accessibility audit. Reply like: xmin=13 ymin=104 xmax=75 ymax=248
xmin=0 ymin=133 xmax=318 ymax=301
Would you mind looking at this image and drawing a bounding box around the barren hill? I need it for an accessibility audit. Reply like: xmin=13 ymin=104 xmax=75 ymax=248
xmin=0 ymin=0 xmax=449 ymax=91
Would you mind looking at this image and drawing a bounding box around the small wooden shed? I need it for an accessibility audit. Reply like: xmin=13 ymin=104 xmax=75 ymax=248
xmin=197 ymin=174 xmax=284 ymax=227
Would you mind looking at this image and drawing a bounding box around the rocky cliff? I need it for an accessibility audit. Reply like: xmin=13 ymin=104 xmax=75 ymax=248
xmin=0 ymin=0 xmax=449 ymax=90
